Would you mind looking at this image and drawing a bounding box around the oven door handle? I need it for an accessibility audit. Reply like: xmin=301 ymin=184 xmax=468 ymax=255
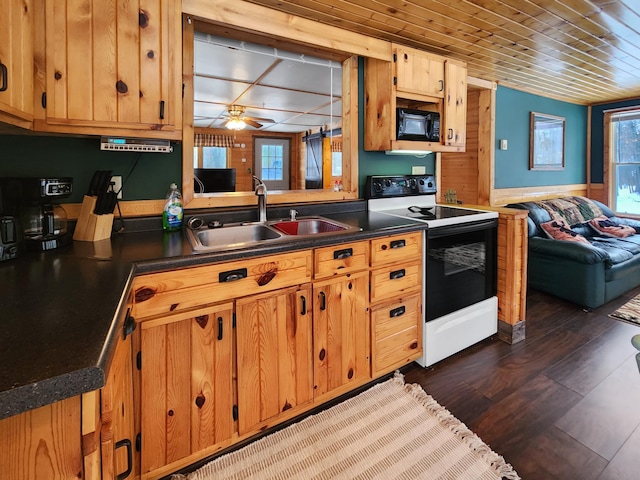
xmin=428 ymin=218 xmax=498 ymax=238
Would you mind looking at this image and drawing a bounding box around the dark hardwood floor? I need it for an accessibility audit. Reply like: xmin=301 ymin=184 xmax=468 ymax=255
xmin=404 ymin=286 xmax=640 ymax=480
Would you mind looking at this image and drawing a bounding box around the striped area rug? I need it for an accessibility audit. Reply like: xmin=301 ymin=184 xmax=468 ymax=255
xmin=182 ymin=373 xmax=519 ymax=480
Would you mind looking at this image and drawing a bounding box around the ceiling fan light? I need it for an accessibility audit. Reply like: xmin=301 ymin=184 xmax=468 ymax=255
xmin=226 ymin=118 xmax=246 ymax=130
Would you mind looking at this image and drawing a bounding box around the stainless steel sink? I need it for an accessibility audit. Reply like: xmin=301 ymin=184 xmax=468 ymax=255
xmin=186 ymin=216 xmax=360 ymax=252
xmin=269 ymin=216 xmax=359 ymax=236
xmin=186 ymin=223 xmax=284 ymax=252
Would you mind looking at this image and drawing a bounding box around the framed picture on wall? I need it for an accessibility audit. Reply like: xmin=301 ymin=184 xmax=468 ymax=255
xmin=529 ymin=112 xmax=565 ymax=170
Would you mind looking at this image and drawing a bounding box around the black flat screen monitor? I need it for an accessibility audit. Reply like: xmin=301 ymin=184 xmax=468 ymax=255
xmin=194 ymin=168 xmax=236 ymax=193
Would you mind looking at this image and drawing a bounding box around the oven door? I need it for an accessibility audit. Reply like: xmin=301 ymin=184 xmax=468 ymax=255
xmin=426 ymin=219 xmax=497 ymax=322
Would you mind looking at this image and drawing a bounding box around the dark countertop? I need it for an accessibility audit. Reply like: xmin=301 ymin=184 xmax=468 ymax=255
xmin=0 ymin=202 xmax=427 ymax=420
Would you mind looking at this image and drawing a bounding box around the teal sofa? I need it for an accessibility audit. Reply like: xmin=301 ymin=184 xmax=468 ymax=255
xmin=508 ymin=197 xmax=640 ymax=309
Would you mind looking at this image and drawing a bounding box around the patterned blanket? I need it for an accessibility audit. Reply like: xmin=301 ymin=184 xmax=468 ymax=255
xmin=534 ymin=196 xmax=604 ymax=226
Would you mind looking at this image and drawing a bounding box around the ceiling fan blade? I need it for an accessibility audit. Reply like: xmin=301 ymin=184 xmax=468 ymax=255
xmin=246 ymin=116 xmax=275 ymax=123
xmin=245 ymin=118 xmax=263 ymax=128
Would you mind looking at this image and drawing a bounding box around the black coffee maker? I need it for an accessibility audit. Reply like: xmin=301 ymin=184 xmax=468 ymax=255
xmin=0 ymin=177 xmax=73 ymax=252
xmin=0 ymin=192 xmax=24 ymax=261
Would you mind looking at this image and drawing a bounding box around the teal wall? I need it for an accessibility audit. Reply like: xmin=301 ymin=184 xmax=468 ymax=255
xmin=590 ymin=97 xmax=640 ymax=183
xmin=495 ymin=86 xmax=588 ymax=188
xmin=0 ymin=135 xmax=182 ymax=203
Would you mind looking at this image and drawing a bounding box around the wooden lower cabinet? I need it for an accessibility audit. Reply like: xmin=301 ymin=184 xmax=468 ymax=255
xmin=313 ymin=271 xmax=370 ymax=398
xmin=140 ymin=303 xmax=234 ymax=478
xmin=236 ymin=285 xmax=313 ymax=435
xmin=0 ymin=396 xmax=83 ymax=480
xmin=100 ymin=318 xmax=137 ymax=480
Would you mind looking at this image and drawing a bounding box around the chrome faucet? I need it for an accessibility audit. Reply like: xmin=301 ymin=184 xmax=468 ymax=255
xmin=252 ymin=175 xmax=268 ymax=223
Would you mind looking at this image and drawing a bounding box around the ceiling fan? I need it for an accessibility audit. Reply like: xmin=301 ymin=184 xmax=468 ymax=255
xmin=223 ymin=105 xmax=275 ymax=130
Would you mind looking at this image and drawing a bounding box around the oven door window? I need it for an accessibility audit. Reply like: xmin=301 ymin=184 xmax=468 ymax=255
xmin=426 ymin=225 xmax=497 ymax=321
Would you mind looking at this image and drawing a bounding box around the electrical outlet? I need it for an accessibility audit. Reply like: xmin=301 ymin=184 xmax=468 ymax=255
xmin=111 ymin=175 xmax=123 ymax=199
xmin=412 ymin=166 xmax=426 ymax=174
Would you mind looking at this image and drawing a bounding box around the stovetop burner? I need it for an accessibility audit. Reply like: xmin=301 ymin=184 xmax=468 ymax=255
xmin=407 ymin=205 xmax=485 ymax=221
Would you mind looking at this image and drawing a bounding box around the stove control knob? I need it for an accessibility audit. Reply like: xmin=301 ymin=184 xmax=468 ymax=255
xmin=384 ymin=179 xmax=392 ymax=187
xmin=409 ymin=179 xmax=417 ymax=188
xmin=427 ymin=181 xmax=433 ymax=188
xmin=419 ymin=179 xmax=425 ymax=185
xmin=373 ymin=181 xmax=382 ymax=193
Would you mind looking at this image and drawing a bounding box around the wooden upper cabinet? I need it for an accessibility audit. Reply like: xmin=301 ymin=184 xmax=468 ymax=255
xmin=364 ymin=43 xmax=467 ymax=153
xmin=36 ymin=0 xmax=181 ymax=139
xmin=443 ymin=59 xmax=467 ymax=147
xmin=0 ymin=0 xmax=34 ymax=129
xmin=394 ymin=45 xmax=444 ymax=99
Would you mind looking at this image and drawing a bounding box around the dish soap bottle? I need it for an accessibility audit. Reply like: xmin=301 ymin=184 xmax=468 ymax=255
xmin=163 ymin=183 xmax=183 ymax=231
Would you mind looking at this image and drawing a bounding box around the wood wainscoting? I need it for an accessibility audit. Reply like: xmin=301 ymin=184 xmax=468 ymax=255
xmin=492 ymin=184 xmax=588 ymax=206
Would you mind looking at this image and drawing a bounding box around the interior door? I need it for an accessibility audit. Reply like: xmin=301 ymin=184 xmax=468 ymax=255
xmin=254 ymin=137 xmax=290 ymax=190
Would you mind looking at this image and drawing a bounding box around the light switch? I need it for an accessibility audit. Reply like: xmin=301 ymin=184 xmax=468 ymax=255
xmin=499 ymin=139 xmax=508 ymax=150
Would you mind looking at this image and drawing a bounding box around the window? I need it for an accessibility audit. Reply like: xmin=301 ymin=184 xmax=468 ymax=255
xmin=608 ymin=109 xmax=640 ymax=215
xmin=193 ymin=146 xmax=228 ymax=168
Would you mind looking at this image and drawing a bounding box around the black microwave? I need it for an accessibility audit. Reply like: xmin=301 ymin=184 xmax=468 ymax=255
xmin=396 ymin=108 xmax=440 ymax=142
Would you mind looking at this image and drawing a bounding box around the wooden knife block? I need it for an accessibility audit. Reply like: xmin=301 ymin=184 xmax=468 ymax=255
xmin=73 ymin=195 xmax=114 ymax=242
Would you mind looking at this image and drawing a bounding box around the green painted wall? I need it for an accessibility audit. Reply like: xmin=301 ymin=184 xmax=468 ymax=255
xmin=494 ymin=86 xmax=588 ymax=188
xmin=0 ymin=135 xmax=182 ymax=203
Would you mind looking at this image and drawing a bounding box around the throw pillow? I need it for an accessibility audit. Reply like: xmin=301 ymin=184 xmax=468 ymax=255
xmin=540 ymin=218 xmax=591 ymax=244
xmin=589 ymin=215 xmax=636 ymax=238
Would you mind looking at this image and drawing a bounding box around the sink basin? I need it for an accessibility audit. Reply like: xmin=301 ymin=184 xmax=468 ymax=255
xmin=270 ymin=217 xmax=358 ymax=236
xmin=187 ymin=223 xmax=284 ymax=252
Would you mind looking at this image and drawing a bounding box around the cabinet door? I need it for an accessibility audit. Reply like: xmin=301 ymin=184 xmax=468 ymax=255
xmin=101 ymin=310 xmax=137 ymax=480
xmin=313 ymin=271 xmax=370 ymax=397
xmin=0 ymin=0 xmax=34 ymax=128
xmin=41 ymin=0 xmax=180 ymax=138
xmin=443 ymin=59 xmax=467 ymax=147
xmin=140 ymin=303 xmax=233 ymax=476
xmin=394 ymin=45 xmax=444 ymax=98
xmin=236 ymin=285 xmax=313 ymax=435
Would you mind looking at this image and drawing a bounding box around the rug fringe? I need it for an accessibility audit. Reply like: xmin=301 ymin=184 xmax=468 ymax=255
xmin=399 ymin=373 xmax=521 ymax=480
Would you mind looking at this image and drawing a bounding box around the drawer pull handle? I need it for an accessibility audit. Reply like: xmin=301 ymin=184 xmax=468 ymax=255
xmin=0 ymin=63 xmax=7 ymax=92
xmin=390 ymin=306 xmax=406 ymax=318
xmin=217 ymin=316 xmax=223 ymax=341
xmin=319 ymin=291 xmax=326 ymax=311
xmin=115 ymin=439 xmax=133 ymax=480
xmin=448 ymin=128 xmax=454 ymax=140
xmin=438 ymin=79 xmax=444 ymax=92
xmin=334 ymin=248 xmax=353 ymax=260
xmin=219 ymin=268 xmax=247 ymax=283
xmin=300 ymin=295 xmax=307 ymax=316
xmin=390 ymin=269 xmax=406 ymax=280
xmin=390 ymin=239 xmax=406 ymax=249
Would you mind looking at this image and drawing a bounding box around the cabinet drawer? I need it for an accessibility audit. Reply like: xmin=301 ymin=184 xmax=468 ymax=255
xmin=372 ymin=294 xmax=422 ymax=375
xmin=370 ymin=261 xmax=421 ymax=303
xmin=370 ymin=231 xmax=422 ymax=267
xmin=132 ymin=250 xmax=312 ymax=319
xmin=314 ymin=241 xmax=369 ymax=279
